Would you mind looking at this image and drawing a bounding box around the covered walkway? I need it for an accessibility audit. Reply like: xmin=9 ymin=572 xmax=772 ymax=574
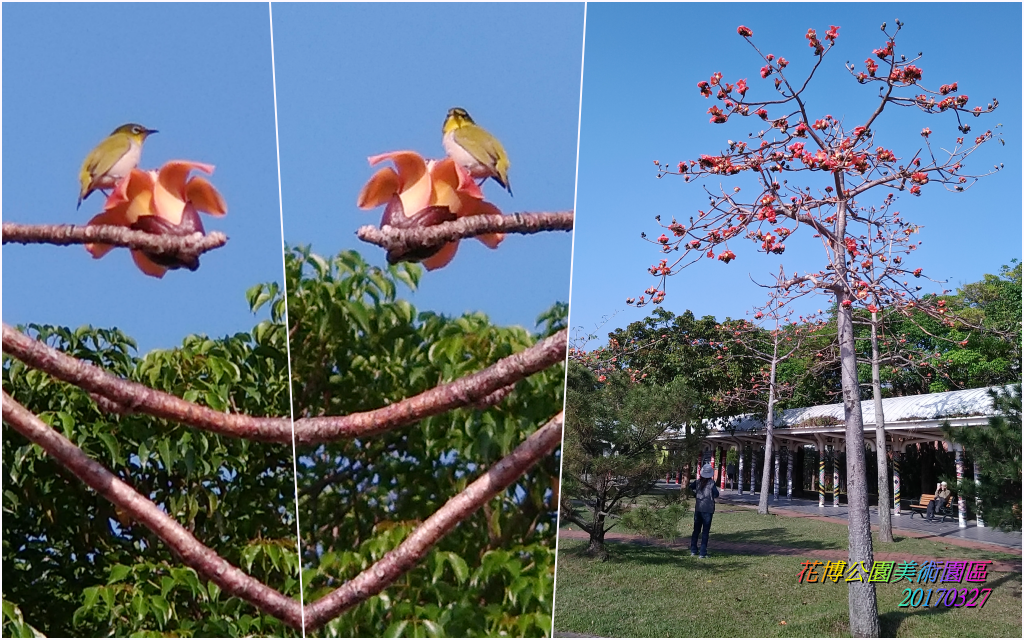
xmin=662 ymin=386 xmax=1014 ymax=530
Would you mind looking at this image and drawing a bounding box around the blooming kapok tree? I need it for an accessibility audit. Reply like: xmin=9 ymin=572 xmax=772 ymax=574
xmin=711 ymin=275 xmax=827 ymax=515
xmin=811 ymin=200 xmax=997 ymax=543
xmin=637 ymin=21 xmax=1000 ymax=636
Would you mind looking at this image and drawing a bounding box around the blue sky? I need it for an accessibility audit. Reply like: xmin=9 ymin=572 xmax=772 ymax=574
xmin=2 ymin=3 xmax=283 ymax=354
xmin=271 ymin=2 xmax=584 ymax=332
xmin=571 ymin=3 xmax=1022 ymax=344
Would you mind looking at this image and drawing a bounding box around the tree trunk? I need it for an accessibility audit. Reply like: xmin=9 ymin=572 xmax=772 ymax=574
xmin=757 ymin=355 xmax=779 ymax=515
xmin=838 ymin=301 xmax=880 ymax=636
xmin=870 ymin=313 xmax=894 ymax=542
xmin=586 ymin=475 xmax=609 ymax=559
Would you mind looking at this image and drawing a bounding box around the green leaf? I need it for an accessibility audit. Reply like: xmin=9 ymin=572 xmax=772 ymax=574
xmin=445 ymin=552 xmax=470 ymax=584
xmin=107 ymin=564 xmax=131 ymax=584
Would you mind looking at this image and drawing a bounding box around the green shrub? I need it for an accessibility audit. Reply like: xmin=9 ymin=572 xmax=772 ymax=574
xmin=619 ymin=500 xmax=689 ymax=540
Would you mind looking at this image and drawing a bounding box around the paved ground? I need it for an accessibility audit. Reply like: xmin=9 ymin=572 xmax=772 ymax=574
xmin=695 ymin=485 xmax=1023 ymax=551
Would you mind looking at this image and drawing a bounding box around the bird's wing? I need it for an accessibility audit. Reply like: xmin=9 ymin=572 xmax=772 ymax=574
xmin=84 ymin=135 xmax=132 ymax=180
xmin=452 ymin=127 xmax=506 ymax=165
xmin=478 ymin=132 xmax=508 ymax=166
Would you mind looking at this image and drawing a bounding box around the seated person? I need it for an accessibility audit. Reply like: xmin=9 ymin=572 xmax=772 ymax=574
xmin=925 ymin=481 xmax=952 ymax=521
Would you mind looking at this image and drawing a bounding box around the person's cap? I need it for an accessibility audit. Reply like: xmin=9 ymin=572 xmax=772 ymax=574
xmin=700 ymin=463 xmax=714 ymax=478
xmin=941 ymin=481 xmax=948 ymax=487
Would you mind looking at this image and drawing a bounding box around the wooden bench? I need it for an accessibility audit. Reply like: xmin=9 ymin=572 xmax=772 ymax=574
xmin=909 ymin=493 xmax=954 ymax=522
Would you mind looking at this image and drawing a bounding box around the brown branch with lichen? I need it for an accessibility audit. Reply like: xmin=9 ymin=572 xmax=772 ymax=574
xmin=2 ymin=222 xmax=227 ymax=265
xmin=2 ymin=322 xmax=566 ymax=445
xmin=3 ymin=387 xmax=563 ymax=632
xmin=357 ymin=211 xmax=573 ymax=263
xmin=301 ymin=411 xmax=563 ymax=630
xmin=1 ymin=391 xmax=305 ymax=630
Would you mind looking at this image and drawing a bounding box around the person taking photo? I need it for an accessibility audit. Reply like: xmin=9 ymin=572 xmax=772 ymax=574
xmin=689 ymin=463 xmax=720 ymax=558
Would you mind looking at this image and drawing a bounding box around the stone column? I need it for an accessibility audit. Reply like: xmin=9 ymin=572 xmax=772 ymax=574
xmin=773 ymin=443 xmax=781 ymax=500
xmin=955 ymin=447 xmax=966 ymax=528
xmin=892 ymin=450 xmax=902 ymax=517
xmin=818 ymin=444 xmax=825 ymax=508
xmin=738 ymin=443 xmax=745 ymax=495
xmin=786 ymin=445 xmax=794 ymax=498
xmin=750 ymin=446 xmax=758 ymax=494
xmin=833 ymin=446 xmax=840 ymax=508
xmin=720 ymin=446 xmax=728 ymax=490
xmin=974 ymin=460 xmax=984 ymax=528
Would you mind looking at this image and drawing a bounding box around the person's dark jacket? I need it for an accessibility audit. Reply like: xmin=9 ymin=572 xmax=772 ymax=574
xmin=688 ymin=478 xmax=720 ymax=514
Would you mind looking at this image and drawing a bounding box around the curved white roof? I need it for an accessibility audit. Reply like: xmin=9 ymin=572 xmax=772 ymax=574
xmin=713 ymin=385 xmax=1013 ymax=434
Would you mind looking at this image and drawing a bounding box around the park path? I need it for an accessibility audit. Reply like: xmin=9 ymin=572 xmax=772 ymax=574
xmin=558 ymin=527 xmax=1022 ymax=573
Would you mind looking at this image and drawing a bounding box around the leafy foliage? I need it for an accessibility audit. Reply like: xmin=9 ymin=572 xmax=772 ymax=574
xmin=618 ymin=499 xmax=689 ymax=540
xmin=944 ymin=385 xmax=1023 ymax=532
xmin=4 ymin=245 xmax=565 ymax=637
xmin=804 ymin=262 xmax=1022 ymax=397
xmin=3 ymin=301 xmax=298 ymax=636
xmin=276 ymin=247 xmax=563 ymax=637
xmin=561 ymin=363 xmax=697 ymax=557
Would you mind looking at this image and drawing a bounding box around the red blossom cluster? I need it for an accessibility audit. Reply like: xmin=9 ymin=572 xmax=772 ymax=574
xmin=637 ymin=22 xmax=1001 ymax=312
xmin=697 ymin=154 xmax=744 ymax=175
xmin=805 ymin=28 xmax=826 ymax=55
xmin=649 ymin=259 xmax=671 ymax=276
xmin=888 ymin=64 xmax=922 ymax=84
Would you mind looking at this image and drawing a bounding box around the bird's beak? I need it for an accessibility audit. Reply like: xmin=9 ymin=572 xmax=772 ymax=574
xmin=146 ymin=129 xmax=159 ymax=136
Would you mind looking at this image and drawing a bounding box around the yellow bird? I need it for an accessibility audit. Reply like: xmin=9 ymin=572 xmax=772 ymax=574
xmin=442 ymin=107 xmax=512 ymax=196
xmin=78 ymin=123 xmax=157 ymax=209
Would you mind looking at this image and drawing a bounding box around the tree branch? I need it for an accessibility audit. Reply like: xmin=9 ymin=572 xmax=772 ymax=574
xmin=1 ymin=391 xmax=304 ymax=630
xmin=2 ymin=323 xmax=566 ymax=445
xmin=2 ymin=222 xmax=227 ymax=263
xmin=2 ymin=322 xmax=293 ymax=442
xmin=302 ymin=412 xmax=563 ymax=631
xmin=295 ymin=329 xmax=567 ymax=443
xmin=356 ymin=211 xmax=573 ymax=262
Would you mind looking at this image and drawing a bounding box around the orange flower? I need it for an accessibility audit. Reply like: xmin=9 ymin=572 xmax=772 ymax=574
xmin=357 ymin=150 xmax=504 ymax=270
xmin=86 ymin=161 xmax=226 ymax=278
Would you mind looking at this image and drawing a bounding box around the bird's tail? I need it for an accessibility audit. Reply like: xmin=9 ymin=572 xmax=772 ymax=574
xmin=492 ymin=176 xmax=513 ymax=197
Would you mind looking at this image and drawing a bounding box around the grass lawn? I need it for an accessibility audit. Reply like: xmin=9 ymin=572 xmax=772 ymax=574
xmin=554 ymin=509 xmax=1022 ymax=637
xmin=592 ymin=502 xmax=1021 ymax=563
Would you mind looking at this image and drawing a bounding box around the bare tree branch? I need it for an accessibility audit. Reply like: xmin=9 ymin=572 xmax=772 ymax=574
xmin=302 ymin=412 xmax=563 ymax=630
xmin=2 ymin=222 xmax=227 ymax=264
xmin=295 ymin=329 xmax=566 ymax=443
xmin=356 ymin=211 xmax=574 ymax=262
xmin=2 ymin=323 xmax=566 ymax=445
xmin=1 ymin=391 xmax=304 ymax=630
xmin=3 ymin=390 xmax=563 ymax=632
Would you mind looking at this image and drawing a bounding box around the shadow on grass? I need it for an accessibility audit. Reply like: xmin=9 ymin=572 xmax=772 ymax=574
xmin=715 ymin=525 xmax=847 ymax=551
xmin=879 ymin=572 xmax=1023 ymax=637
xmin=568 ymin=539 xmax=758 ymax=573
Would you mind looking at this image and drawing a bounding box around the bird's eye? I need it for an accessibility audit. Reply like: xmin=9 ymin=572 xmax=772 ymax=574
xmin=133 ymin=126 xmax=142 ymax=134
